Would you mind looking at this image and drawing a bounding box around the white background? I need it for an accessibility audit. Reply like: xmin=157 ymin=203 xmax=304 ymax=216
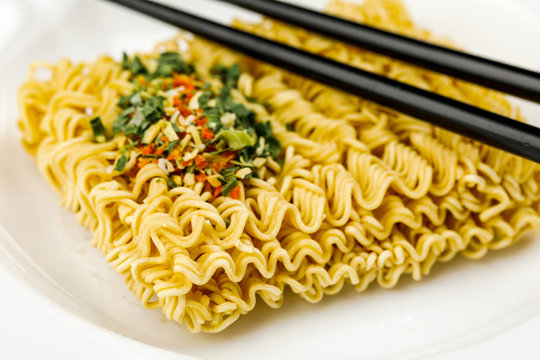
xmin=2 ymin=0 xmax=540 ymax=359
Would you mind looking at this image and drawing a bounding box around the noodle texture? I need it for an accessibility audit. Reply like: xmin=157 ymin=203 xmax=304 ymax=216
xmin=18 ymin=0 xmax=540 ymax=333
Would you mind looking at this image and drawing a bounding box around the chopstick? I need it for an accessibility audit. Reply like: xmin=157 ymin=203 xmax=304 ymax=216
xmin=217 ymin=0 xmax=540 ymax=104
xmin=217 ymin=0 xmax=540 ymax=103
xmin=102 ymin=0 xmax=540 ymax=163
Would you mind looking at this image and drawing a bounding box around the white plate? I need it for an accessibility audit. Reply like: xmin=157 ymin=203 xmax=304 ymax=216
xmin=1 ymin=0 xmax=540 ymax=359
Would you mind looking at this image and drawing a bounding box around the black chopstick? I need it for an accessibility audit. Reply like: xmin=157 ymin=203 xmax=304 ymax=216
xmin=102 ymin=0 xmax=540 ymax=163
xmin=217 ymin=0 xmax=540 ymax=104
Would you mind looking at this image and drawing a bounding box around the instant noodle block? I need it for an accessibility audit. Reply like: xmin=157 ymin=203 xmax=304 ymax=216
xmin=17 ymin=0 xmax=540 ymax=333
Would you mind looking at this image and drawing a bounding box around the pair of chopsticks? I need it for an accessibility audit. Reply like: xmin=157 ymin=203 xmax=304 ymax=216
xmin=103 ymin=0 xmax=540 ymax=163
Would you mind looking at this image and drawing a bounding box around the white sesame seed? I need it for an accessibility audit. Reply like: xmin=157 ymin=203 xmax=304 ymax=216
xmin=171 ymin=110 xmax=181 ymax=124
xmin=158 ymin=158 xmax=174 ymax=174
xmin=184 ymin=173 xmax=195 ymax=186
xmin=85 ymin=107 xmax=94 ymax=117
xmin=158 ymin=159 xmax=167 ymax=173
xmin=256 ymin=137 xmax=265 ymax=156
xmin=188 ymin=91 xmax=203 ymax=110
xmin=106 ymin=166 xmax=114 ymax=174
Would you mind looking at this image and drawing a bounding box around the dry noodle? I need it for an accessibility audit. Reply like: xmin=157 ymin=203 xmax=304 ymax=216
xmin=17 ymin=0 xmax=540 ymax=333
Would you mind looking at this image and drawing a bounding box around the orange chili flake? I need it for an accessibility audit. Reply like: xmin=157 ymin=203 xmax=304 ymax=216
xmin=142 ymin=144 xmax=155 ymax=155
xmin=195 ymin=172 xmax=207 ymax=183
xmin=216 ymin=150 xmax=236 ymax=170
xmin=229 ymin=185 xmax=241 ymax=200
xmin=178 ymin=105 xmax=192 ymax=117
xmin=137 ymin=158 xmax=150 ymax=168
xmin=222 ymin=150 xmax=236 ymax=162
xmin=173 ymin=96 xmax=182 ymax=108
xmin=137 ymin=75 xmax=146 ymax=86
xmin=155 ymin=148 xmax=165 ymax=156
xmin=213 ymin=186 xmax=223 ymax=199
xmin=194 ymin=117 xmax=208 ymax=127
xmin=167 ymin=148 xmax=181 ymax=161
xmin=172 ymin=74 xmax=195 ymax=91
xmin=201 ymin=127 xmax=214 ymax=140
xmin=160 ymin=135 xmax=168 ymax=142
xmin=194 ymin=154 xmax=208 ymax=169
xmin=181 ymin=159 xmax=193 ymax=167
xmin=184 ymin=93 xmax=194 ymax=105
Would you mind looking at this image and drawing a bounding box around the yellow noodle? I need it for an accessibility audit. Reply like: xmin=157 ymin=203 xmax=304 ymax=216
xmin=18 ymin=0 xmax=540 ymax=333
